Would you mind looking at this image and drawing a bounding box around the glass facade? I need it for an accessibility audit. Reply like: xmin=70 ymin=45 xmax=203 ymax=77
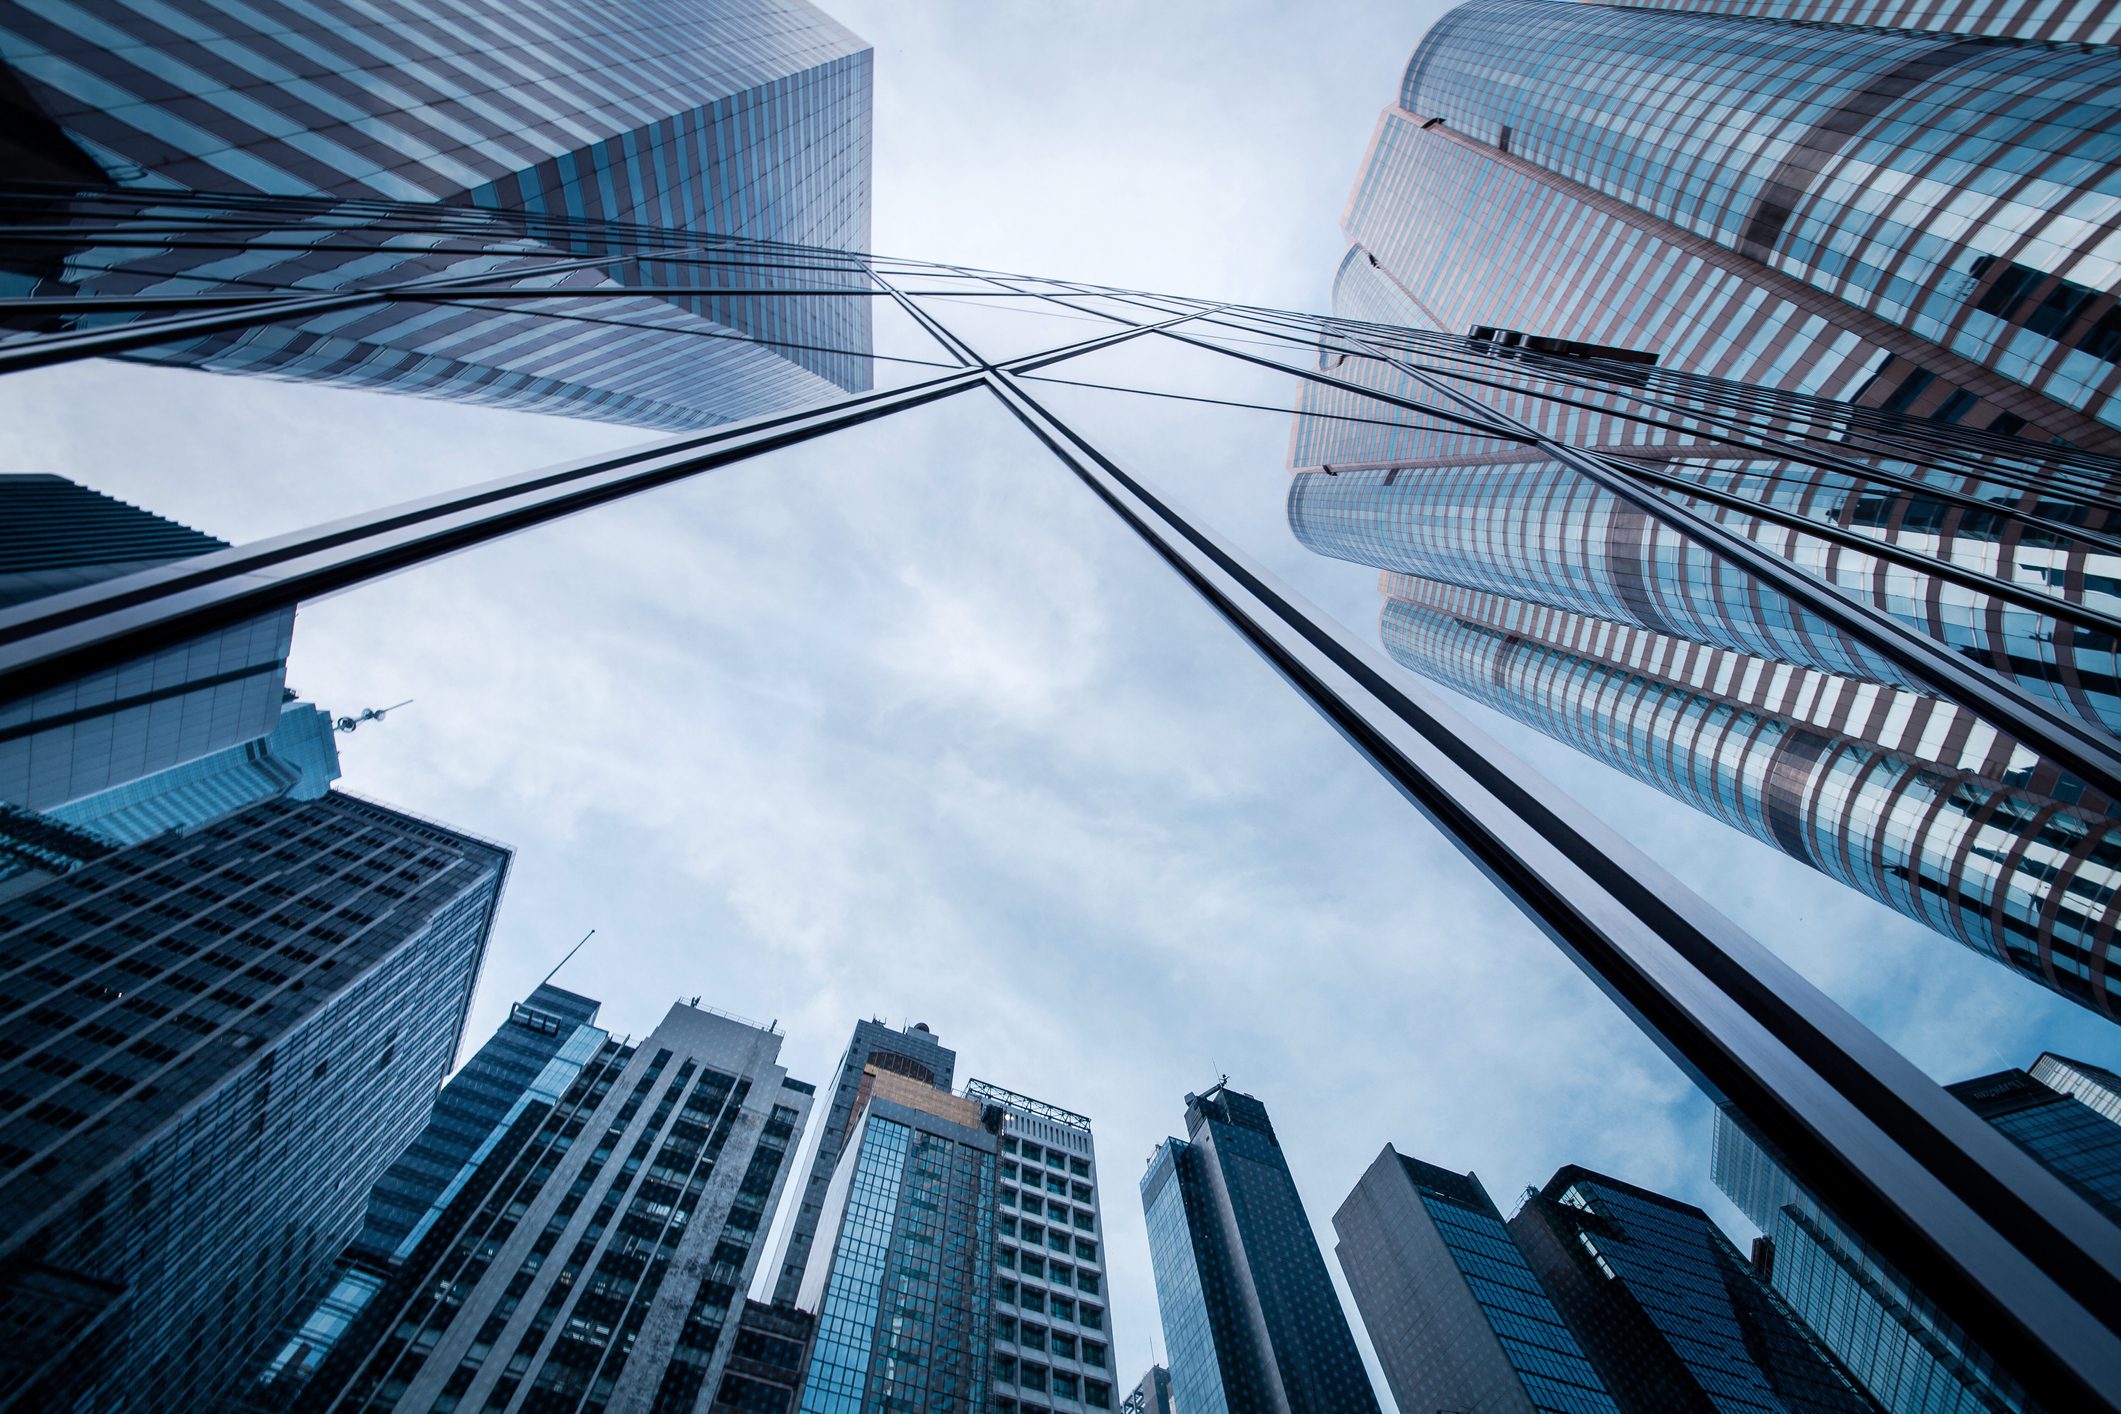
xmin=768 ymin=1017 xmax=957 ymax=1306
xmin=1137 ymin=1084 xmax=1379 ymax=1414
xmin=1712 ymin=1062 xmax=2121 ymax=1414
xmin=0 ymin=474 xmax=295 ymax=814
xmin=2030 ymin=1052 xmax=2121 ymax=1127
xmin=289 ymin=1001 xmax=812 ymax=1413
xmin=795 ymin=1069 xmax=995 ymax=1414
xmin=1334 ymin=1146 xmax=1618 ymax=1414
xmin=1119 ymin=1365 xmax=1173 ymax=1414
xmin=0 ymin=0 xmax=875 ymax=430
xmin=0 ymin=791 xmax=509 ymax=1412
xmin=1510 ymin=1167 xmax=1881 ymax=1412
xmin=1401 ymin=0 xmax=2121 ymax=441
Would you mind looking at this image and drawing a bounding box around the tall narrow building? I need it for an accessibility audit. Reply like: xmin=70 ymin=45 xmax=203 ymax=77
xmin=794 ymin=1066 xmax=1000 ymax=1413
xmin=238 ymin=982 xmax=607 ymax=1403
xmin=1139 ymin=1082 xmax=1379 ymax=1414
xmin=0 ymin=475 xmax=297 ymax=815
xmin=1333 ymin=1146 xmax=1618 ymax=1414
xmin=287 ymin=1001 xmax=813 ymax=1414
xmin=975 ymin=1079 xmax=1119 ymax=1413
xmin=1715 ymin=1063 xmax=2121 ymax=1413
xmin=1508 ymin=1167 xmax=1881 ymax=1413
xmin=767 ymin=1017 xmax=957 ymax=1305
xmin=0 ymin=792 xmax=509 ymax=1413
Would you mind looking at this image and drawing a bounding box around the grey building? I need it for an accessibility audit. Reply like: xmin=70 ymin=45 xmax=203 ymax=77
xmin=1139 ymin=1082 xmax=1379 ymax=1414
xmin=711 ymin=1299 xmax=817 ymax=1414
xmin=1510 ymin=1166 xmax=1880 ymax=1413
xmin=0 ymin=791 xmax=509 ymax=1413
xmin=239 ymin=982 xmax=607 ymax=1403
xmin=0 ymin=474 xmax=296 ymax=816
xmin=975 ymin=1078 xmax=1119 ymax=1413
xmin=1716 ymin=1063 xmax=2121 ymax=1413
xmin=794 ymin=1065 xmax=1000 ymax=1413
xmin=1333 ymin=1146 xmax=1617 ymax=1413
xmin=289 ymin=1001 xmax=813 ymax=1414
xmin=767 ymin=1016 xmax=957 ymax=1306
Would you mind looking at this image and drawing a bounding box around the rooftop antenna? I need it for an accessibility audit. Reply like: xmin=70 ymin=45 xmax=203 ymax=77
xmin=335 ymin=699 xmax=413 ymax=733
xmin=539 ymin=928 xmax=596 ymax=988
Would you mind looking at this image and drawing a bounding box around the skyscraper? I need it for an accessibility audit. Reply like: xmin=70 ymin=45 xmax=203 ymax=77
xmin=240 ymin=981 xmax=607 ymax=1403
xmin=0 ymin=474 xmax=296 ymax=815
xmin=975 ymin=1078 xmax=1118 ymax=1413
xmin=1716 ymin=1063 xmax=2121 ymax=1413
xmin=49 ymin=697 xmax=342 ymax=845
xmin=768 ymin=1016 xmax=957 ymax=1305
xmin=287 ymin=1000 xmax=813 ymax=1414
xmin=794 ymin=1065 xmax=999 ymax=1413
xmin=1139 ymin=1082 xmax=1379 ymax=1414
xmin=1120 ymin=1366 xmax=1174 ymax=1414
xmin=1288 ymin=0 xmax=2121 ymax=1022
xmin=0 ymin=791 xmax=509 ymax=1413
xmin=2030 ymin=1052 xmax=2121 ymax=1127
xmin=1508 ymin=1166 xmax=1881 ymax=1412
xmin=1333 ymin=1146 xmax=1618 ymax=1414
xmin=0 ymin=0 xmax=875 ymax=429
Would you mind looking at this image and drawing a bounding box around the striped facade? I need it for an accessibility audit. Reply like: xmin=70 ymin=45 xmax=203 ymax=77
xmin=0 ymin=0 xmax=874 ymax=430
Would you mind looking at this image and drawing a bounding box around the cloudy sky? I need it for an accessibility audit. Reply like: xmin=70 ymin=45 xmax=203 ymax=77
xmin=4 ymin=2 xmax=2117 ymax=1402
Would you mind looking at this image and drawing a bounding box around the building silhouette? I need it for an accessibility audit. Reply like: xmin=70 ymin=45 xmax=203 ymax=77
xmin=0 ymin=0 xmax=874 ymax=430
xmin=1716 ymin=1062 xmax=2121 ymax=1412
xmin=238 ymin=982 xmax=607 ymax=1403
xmin=0 ymin=792 xmax=509 ymax=1412
xmin=767 ymin=1017 xmax=957 ymax=1306
xmin=1139 ymin=1083 xmax=1379 ymax=1414
xmin=1509 ymin=1166 xmax=1881 ymax=1412
xmin=1334 ymin=1146 xmax=1617 ymax=1413
xmin=285 ymin=1001 xmax=813 ymax=1413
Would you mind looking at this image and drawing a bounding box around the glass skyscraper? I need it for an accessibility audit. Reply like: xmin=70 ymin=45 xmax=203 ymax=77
xmin=239 ymin=981 xmax=606 ymax=1403
xmin=794 ymin=1066 xmax=998 ymax=1414
xmin=0 ymin=0 xmax=875 ymax=430
xmin=1138 ymin=1083 xmax=1379 ymax=1414
xmin=1508 ymin=1166 xmax=1881 ymax=1412
xmin=768 ymin=1016 xmax=958 ymax=1306
xmin=1716 ymin=1062 xmax=2121 ymax=1413
xmin=1333 ymin=1145 xmax=1618 ymax=1414
xmin=286 ymin=1000 xmax=813 ymax=1414
xmin=0 ymin=474 xmax=296 ymax=815
xmin=1288 ymin=0 xmax=2121 ymax=1023
xmin=0 ymin=791 xmax=509 ymax=1413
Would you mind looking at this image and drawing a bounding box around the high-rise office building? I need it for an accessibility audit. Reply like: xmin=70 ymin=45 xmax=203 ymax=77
xmin=768 ymin=1017 xmax=957 ymax=1305
xmin=239 ymin=981 xmax=607 ymax=1403
xmin=1139 ymin=1082 xmax=1379 ymax=1414
xmin=1333 ymin=1145 xmax=1618 ymax=1414
xmin=713 ymin=1299 xmax=817 ymax=1413
xmin=1120 ymin=1366 xmax=1173 ymax=1414
xmin=2030 ymin=1052 xmax=2121 ymax=1127
xmin=49 ymin=697 xmax=342 ymax=845
xmin=0 ymin=474 xmax=296 ymax=815
xmin=975 ymin=1078 xmax=1118 ymax=1413
xmin=794 ymin=1065 xmax=999 ymax=1413
xmin=1288 ymin=0 xmax=2121 ymax=1023
xmin=0 ymin=0 xmax=874 ymax=430
xmin=288 ymin=1000 xmax=813 ymax=1414
xmin=1716 ymin=1062 xmax=2121 ymax=1413
xmin=0 ymin=791 xmax=509 ymax=1413
xmin=1509 ymin=1166 xmax=1881 ymax=1412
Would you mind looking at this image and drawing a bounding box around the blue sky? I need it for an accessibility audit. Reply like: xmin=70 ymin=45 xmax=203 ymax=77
xmin=3 ymin=2 xmax=2116 ymax=1399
